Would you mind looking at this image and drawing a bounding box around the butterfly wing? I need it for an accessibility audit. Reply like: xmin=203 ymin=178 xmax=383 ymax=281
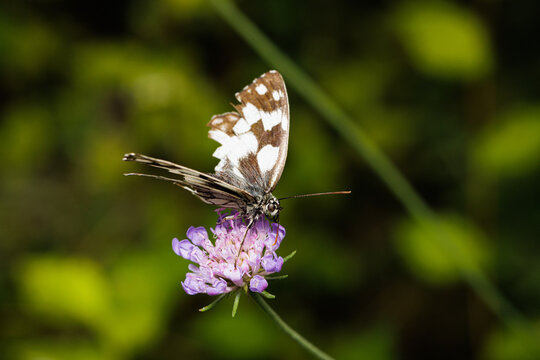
xmin=208 ymin=70 xmax=289 ymax=197
xmin=123 ymin=153 xmax=256 ymax=209
xmin=123 ymin=70 xmax=289 ymax=209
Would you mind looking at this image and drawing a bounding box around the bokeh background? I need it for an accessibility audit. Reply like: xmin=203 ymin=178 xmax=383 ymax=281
xmin=1 ymin=0 xmax=540 ymax=359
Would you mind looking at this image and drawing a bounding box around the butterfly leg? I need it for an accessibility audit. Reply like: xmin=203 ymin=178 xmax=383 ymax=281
xmin=216 ymin=211 xmax=245 ymax=227
xmin=272 ymin=216 xmax=280 ymax=246
xmin=235 ymin=217 xmax=255 ymax=267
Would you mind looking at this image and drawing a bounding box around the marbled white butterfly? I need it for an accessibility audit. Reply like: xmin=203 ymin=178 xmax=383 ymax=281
xmin=123 ymin=70 xmax=349 ymax=227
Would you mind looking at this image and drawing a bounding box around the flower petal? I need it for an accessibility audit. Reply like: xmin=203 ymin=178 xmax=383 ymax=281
xmin=182 ymin=274 xmax=205 ymax=295
xmin=172 ymin=238 xmax=195 ymax=259
xmin=255 ymin=217 xmax=270 ymax=233
xmin=249 ymin=275 xmax=268 ymax=293
xmin=207 ymin=278 xmax=228 ymax=296
xmin=224 ymin=265 xmax=244 ymax=286
xmin=264 ymin=223 xmax=286 ymax=250
xmin=237 ymin=252 xmax=251 ymax=274
xmin=261 ymin=254 xmax=284 ymax=273
xmin=190 ymin=247 xmax=208 ymax=264
xmin=187 ymin=226 xmax=209 ymax=246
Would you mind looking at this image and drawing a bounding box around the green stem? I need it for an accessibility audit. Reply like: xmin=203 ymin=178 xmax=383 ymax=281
xmin=250 ymin=292 xmax=335 ymax=360
xmin=209 ymin=0 xmax=530 ymax=335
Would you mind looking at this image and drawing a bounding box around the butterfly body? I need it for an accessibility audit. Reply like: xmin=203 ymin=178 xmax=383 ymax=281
xmin=124 ymin=70 xmax=289 ymax=222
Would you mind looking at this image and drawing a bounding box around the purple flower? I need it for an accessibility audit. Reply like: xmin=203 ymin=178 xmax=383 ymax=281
xmin=173 ymin=212 xmax=286 ymax=296
xmin=249 ymin=275 xmax=268 ymax=293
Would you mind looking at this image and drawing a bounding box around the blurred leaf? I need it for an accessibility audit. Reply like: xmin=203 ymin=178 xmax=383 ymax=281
xmin=392 ymin=2 xmax=493 ymax=80
xmin=16 ymin=251 xmax=181 ymax=358
xmin=17 ymin=256 xmax=111 ymax=329
xmin=483 ymin=321 xmax=540 ymax=360
xmin=393 ymin=214 xmax=492 ymax=285
xmin=100 ymin=250 xmax=180 ymax=355
xmin=473 ymin=105 xmax=540 ymax=179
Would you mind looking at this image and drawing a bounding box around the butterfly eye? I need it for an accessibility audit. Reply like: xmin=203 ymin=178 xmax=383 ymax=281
xmin=267 ymin=202 xmax=276 ymax=213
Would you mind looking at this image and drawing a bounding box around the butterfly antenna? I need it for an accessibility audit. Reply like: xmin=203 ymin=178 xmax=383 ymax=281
xmin=278 ymin=191 xmax=351 ymax=201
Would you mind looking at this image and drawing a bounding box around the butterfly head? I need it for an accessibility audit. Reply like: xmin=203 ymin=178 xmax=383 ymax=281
xmin=263 ymin=195 xmax=282 ymax=220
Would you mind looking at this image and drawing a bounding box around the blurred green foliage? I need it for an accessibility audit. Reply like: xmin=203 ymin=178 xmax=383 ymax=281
xmin=474 ymin=105 xmax=540 ymax=179
xmin=393 ymin=2 xmax=493 ymax=80
xmin=394 ymin=214 xmax=492 ymax=285
xmin=1 ymin=0 xmax=540 ymax=359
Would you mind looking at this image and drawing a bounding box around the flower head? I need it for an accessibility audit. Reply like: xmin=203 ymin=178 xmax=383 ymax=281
xmin=173 ymin=212 xmax=286 ymax=295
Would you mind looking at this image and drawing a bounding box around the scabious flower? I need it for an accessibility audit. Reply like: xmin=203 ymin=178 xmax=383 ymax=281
xmin=173 ymin=211 xmax=286 ymax=295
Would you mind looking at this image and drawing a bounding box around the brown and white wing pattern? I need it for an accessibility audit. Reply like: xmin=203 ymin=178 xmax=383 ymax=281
xmin=123 ymin=153 xmax=256 ymax=209
xmin=123 ymin=70 xmax=289 ymax=214
xmin=208 ymin=70 xmax=289 ymax=197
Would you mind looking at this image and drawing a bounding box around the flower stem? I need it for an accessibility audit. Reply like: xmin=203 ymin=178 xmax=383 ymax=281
xmin=250 ymin=292 xmax=335 ymax=360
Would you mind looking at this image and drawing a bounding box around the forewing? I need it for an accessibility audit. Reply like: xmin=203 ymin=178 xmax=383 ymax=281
xmin=208 ymin=70 xmax=289 ymax=196
xmin=123 ymin=153 xmax=255 ymax=209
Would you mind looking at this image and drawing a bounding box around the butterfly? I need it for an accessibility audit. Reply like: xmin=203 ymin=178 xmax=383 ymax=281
xmin=123 ymin=70 xmax=349 ymax=227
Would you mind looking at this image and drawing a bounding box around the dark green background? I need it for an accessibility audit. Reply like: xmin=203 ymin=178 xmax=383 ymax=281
xmin=1 ymin=1 xmax=540 ymax=359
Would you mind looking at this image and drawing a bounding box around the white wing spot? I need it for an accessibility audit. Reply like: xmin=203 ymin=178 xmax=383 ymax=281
xmin=237 ymin=132 xmax=258 ymax=155
xmin=209 ymin=130 xmax=258 ymax=172
xmin=261 ymin=109 xmax=283 ymax=131
xmin=257 ymin=145 xmax=279 ymax=173
xmin=232 ymin=118 xmax=250 ymax=135
xmin=208 ymin=130 xmax=229 ymax=155
xmin=269 ymin=70 xmax=277 ymax=74
xmin=255 ymin=84 xmax=268 ymax=95
xmin=272 ymin=90 xmax=281 ymax=101
xmin=212 ymin=118 xmax=223 ymax=125
xmin=242 ymin=102 xmax=260 ymax=125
